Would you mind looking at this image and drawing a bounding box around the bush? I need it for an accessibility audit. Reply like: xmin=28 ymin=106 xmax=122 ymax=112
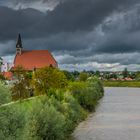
xmin=11 ymin=66 xmax=31 ymax=101
xmin=46 ymin=90 xmax=87 ymax=134
xmin=62 ymin=93 xmax=87 ymax=131
xmin=32 ymin=67 xmax=68 ymax=95
xmin=0 ymin=106 xmax=25 ymax=140
xmin=68 ymin=78 xmax=104 ymax=111
xmin=87 ymin=77 xmax=104 ymax=99
xmin=50 ymin=91 xmax=87 ymax=132
xmin=0 ymin=75 xmax=104 ymax=140
xmin=79 ymin=72 xmax=89 ymax=81
xmin=25 ymin=99 xmax=67 ymax=140
xmin=23 ymin=89 xmax=87 ymax=139
xmin=0 ymin=82 xmax=11 ymax=105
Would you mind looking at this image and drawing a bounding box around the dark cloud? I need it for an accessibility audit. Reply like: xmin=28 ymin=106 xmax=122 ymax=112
xmin=0 ymin=0 xmax=140 ymax=71
xmin=36 ymin=0 xmax=139 ymax=35
xmin=96 ymin=8 xmax=140 ymax=54
xmin=0 ymin=7 xmax=44 ymax=41
xmin=0 ymin=0 xmax=139 ymax=41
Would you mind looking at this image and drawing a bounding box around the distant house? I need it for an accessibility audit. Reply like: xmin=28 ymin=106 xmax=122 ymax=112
xmin=13 ymin=34 xmax=58 ymax=71
xmin=1 ymin=62 xmax=13 ymax=72
xmin=2 ymin=72 xmax=13 ymax=80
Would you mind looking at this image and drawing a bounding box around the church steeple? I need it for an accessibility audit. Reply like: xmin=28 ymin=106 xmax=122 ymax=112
xmin=16 ymin=34 xmax=23 ymax=55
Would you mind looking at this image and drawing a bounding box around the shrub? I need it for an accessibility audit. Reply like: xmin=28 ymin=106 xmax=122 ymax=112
xmin=0 ymin=106 xmax=25 ymax=140
xmin=0 ymin=76 xmax=104 ymax=140
xmin=25 ymin=99 xmax=67 ymax=140
xmin=47 ymin=90 xmax=87 ymax=134
xmin=68 ymin=78 xmax=104 ymax=111
xmin=0 ymin=82 xmax=11 ymax=105
xmin=11 ymin=66 xmax=31 ymax=101
xmin=79 ymin=72 xmax=89 ymax=81
xmin=87 ymin=77 xmax=104 ymax=98
xmin=62 ymin=93 xmax=87 ymax=131
xmin=63 ymin=70 xmax=74 ymax=81
xmin=32 ymin=67 xmax=68 ymax=95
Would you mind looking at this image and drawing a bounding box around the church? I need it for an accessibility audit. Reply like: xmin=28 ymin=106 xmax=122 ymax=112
xmin=13 ymin=34 xmax=58 ymax=71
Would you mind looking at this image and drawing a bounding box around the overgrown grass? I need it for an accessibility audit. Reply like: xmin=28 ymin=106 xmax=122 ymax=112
xmin=0 ymin=82 xmax=11 ymax=105
xmin=103 ymin=80 xmax=140 ymax=87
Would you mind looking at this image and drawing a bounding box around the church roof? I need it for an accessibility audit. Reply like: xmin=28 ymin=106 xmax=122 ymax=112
xmin=14 ymin=50 xmax=58 ymax=70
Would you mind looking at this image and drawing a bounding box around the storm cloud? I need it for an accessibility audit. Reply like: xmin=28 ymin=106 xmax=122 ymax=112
xmin=0 ymin=0 xmax=140 ymax=71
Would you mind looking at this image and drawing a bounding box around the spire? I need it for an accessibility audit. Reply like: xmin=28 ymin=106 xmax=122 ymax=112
xmin=16 ymin=34 xmax=23 ymax=55
xmin=16 ymin=33 xmax=22 ymax=48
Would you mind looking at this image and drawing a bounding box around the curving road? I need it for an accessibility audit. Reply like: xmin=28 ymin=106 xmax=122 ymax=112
xmin=73 ymin=87 xmax=140 ymax=140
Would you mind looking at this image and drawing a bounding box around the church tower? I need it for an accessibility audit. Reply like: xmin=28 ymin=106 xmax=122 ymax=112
xmin=16 ymin=34 xmax=23 ymax=55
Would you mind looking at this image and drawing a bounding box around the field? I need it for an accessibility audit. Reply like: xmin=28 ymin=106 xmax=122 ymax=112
xmin=103 ymin=81 xmax=140 ymax=87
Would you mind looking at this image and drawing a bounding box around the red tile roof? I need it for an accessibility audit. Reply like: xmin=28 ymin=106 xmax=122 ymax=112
xmin=14 ymin=50 xmax=58 ymax=70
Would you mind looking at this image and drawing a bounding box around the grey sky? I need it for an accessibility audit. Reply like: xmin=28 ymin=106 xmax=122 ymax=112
xmin=0 ymin=0 xmax=140 ymax=71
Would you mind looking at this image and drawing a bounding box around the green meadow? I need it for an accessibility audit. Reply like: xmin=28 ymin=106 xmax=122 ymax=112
xmin=103 ymin=80 xmax=140 ymax=87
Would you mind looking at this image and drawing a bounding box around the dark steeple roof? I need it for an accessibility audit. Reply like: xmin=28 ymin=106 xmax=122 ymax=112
xmin=16 ymin=34 xmax=22 ymax=48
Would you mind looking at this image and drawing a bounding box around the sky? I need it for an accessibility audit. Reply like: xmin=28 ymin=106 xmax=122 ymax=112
xmin=0 ymin=0 xmax=140 ymax=71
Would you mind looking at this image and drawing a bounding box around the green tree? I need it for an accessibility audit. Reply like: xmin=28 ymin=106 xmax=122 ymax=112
xmin=0 ymin=82 xmax=11 ymax=105
xmin=63 ymin=70 xmax=74 ymax=81
xmin=0 ymin=106 xmax=25 ymax=140
xmin=32 ymin=67 xmax=68 ymax=95
xmin=72 ymin=71 xmax=80 ymax=79
xmin=135 ymin=71 xmax=140 ymax=80
xmin=0 ymin=74 xmax=6 ymax=82
xmin=123 ymin=68 xmax=128 ymax=78
xmin=95 ymin=71 xmax=100 ymax=77
xmin=11 ymin=66 xmax=31 ymax=100
xmin=69 ymin=77 xmax=104 ymax=111
xmin=79 ymin=72 xmax=89 ymax=81
xmin=25 ymin=100 xmax=66 ymax=140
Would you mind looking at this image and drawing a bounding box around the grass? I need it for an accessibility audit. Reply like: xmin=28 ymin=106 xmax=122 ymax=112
xmin=103 ymin=80 xmax=140 ymax=87
xmin=0 ymin=96 xmax=42 ymax=113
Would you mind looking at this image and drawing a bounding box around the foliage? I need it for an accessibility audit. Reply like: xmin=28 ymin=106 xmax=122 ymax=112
xmin=122 ymin=68 xmax=129 ymax=78
xmin=62 ymin=93 xmax=87 ymax=130
xmin=25 ymin=99 xmax=67 ymax=140
xmin=32 ymin=67 xmax=68 ymax=95
xmin=63 ymin=70 xmax=74 ymax=81
xmin=0 ymin=74 xmax=6 ymax=81
xmin=87 ymin=77 xmax=104 ymax=98
xmin=71 ymin=71 xmax=80 ymax=79
xmin=0 ymin=82 xmax=11 ymax=105
xmin=47 ymin=90 xmax=87 ymax=132
xmin=135 ymin=72 xmax=140 ymax=80
xmin=79 ymin=72 xmax=89 ymax=81
xmin=11 ymin=66 xmax=31 ymax=100
xmin=68 ymin=78 xmax=104 ymax=111
xmin=95 ymin=71 xmax=100 ymax=77
xmin=0 ymin=106 xmax=25 ymax=140
xmin=0 ymin=68 xmax=104 ymax=140
xmin=103 ymin=80 xmax=140 ymax=87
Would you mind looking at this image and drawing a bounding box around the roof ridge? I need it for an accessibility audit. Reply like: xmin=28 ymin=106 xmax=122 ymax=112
xmin=23 ymin=50 xmax=49 ymax=51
